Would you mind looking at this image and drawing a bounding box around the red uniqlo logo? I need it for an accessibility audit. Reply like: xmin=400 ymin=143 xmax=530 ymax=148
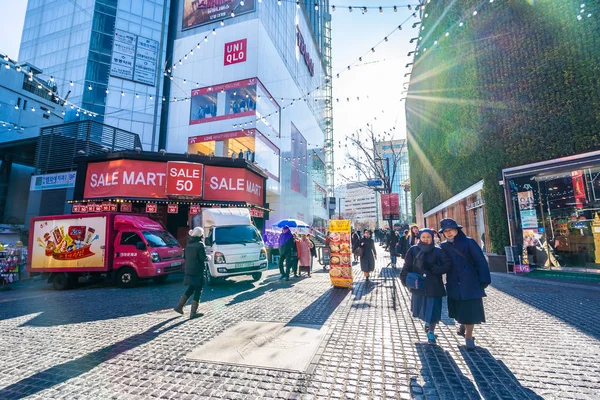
xmin=224 ymin=39 xmax=247 ymax=66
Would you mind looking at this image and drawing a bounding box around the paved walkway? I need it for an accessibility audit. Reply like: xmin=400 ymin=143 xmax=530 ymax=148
xmin=0 ymin=245 xmax=598 ymax=399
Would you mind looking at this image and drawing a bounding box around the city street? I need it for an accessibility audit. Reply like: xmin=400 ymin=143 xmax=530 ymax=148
xmin=1 ymin=245 xmax=599 ymax=400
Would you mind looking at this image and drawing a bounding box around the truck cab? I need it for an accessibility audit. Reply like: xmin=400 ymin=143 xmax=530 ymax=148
xmin=112 ymin=215 xmax=184 ymax=287
xmin=202 ymin=209 xmax=267 ymax=285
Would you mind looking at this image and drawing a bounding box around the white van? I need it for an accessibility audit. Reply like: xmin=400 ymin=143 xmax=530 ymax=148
xmin=201 ymin=208 xmax=267 ymax=285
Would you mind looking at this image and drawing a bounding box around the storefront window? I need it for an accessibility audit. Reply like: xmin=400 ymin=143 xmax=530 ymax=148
xmin=507 ymin=165 xmax=600 ymax=268
xmin=189 ymin=78 xmax=280 ymax=137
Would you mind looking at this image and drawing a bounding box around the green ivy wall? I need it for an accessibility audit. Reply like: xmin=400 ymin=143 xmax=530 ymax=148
xmin=406 ymin=0 xmax=600 ymax=253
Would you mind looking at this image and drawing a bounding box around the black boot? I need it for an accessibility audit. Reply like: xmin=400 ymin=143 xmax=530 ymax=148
xmin=173 ymin=295 xmax=189 ymax=315
xmin=190 ymin=301 xmax=203 ymax=319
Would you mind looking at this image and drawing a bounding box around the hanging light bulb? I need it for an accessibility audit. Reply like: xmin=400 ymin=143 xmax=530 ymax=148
xmin=70 ymin=81 xmax=74 ymax=86
xmin=50 ymin=76 xmax=55 ymax=82
xmin=296 ymin=1 xmax=300 ymax=8
xmin=231 ymin=11 xmax=235 ymax=17
xmin=204 ymin=36 xmax=208 ymax=42
xmin=212 ymin=28 xmax=216 ymax=35
xmin=16 ymin=66 xmax=21 ymax=72
xmin=121 ymin=91 xmax=125 ymax=96
xmin=220 ymin=20 xmax=225 ymax=26
xmin=349 ymin=6 xmax=352 ymax=12
xmin=14 ymin=104 xmax=18 ymax=110
xmin=105 ymin=88 xmax=109 ymax=94
xmin=31 ymin=107 xmax=35 ymax=112
xmin=62 ymin=110 xmax=65 ymax=115
xmin=135 ymin=93 xmax=140 ymax=98
xmin=277 ymin=0 xmax=281 ymax=5
xmin=88 ymin=84 xmax=92 ymax=90
xmin=240 ymin=0 xmax=245 ymax=5
xmin=149 ymin=95 xmax=153 ymax=100
xmin=379 ymin=6 xmax=383 ymax=13
xmin=315 ymin=3 xmax=318 ymax=11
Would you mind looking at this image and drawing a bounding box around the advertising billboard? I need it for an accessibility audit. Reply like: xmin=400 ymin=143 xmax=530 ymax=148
xmin=327 ymin=220 xmax=352 ymax=289
xmin=183 ymin=0 xmax=256 ymax=30
xmin=31 ymin=216 xmax=107 ymax=269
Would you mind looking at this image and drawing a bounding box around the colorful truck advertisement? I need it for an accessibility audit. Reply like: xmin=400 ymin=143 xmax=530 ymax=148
xmin=328 ymin=220 xmax=353 ymax=289
xmin=31 ymin=216 xmax=107 ymax=269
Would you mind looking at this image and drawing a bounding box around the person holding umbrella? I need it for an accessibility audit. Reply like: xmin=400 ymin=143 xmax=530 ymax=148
xmin=278 ymin=226 xmax=294 ymax=280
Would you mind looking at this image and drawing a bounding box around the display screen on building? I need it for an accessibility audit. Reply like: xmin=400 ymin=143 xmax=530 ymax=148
xmin=183 ymin=0 xmax=256 ymax=30
xmin=290 ymin=123 xmax=307 ymax=197
xmin=110 ymin=29 xmax=159 ymax=86
xmin=189 ymin=78 xmax=280 ymax=135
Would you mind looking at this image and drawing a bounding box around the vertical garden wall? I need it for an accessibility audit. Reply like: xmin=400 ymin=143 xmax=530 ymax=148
xmin=406 ymin=0 xmax=600 ymax=253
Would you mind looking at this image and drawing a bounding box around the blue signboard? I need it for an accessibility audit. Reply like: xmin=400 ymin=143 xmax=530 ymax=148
xmin=367 ymin=179 xmax=383 ymax=187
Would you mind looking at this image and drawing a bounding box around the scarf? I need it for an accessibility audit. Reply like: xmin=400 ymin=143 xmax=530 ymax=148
xmin=414 ymin=241 xmax=435 ymax=275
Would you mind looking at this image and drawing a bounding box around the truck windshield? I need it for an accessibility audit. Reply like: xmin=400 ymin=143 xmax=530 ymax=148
xmin=142 ymin=231 xmax=179 ymax=247
xmin=214 ymin=226 xmax=262 ymax=245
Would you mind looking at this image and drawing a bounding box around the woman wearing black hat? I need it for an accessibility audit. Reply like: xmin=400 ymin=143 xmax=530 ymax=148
xmin=400 ymin=228 xmax=452 ymax=345
xmin=439 ymin=218 xmax=491 ymax=350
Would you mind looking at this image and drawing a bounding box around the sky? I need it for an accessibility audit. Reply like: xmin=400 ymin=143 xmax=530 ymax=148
xmin=0 ymin=0 xmax=419 ymax=185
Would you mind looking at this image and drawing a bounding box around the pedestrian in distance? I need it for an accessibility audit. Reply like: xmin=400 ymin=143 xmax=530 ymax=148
xmin=359 ymin=229 xmax=377 ymax=281
xmin=398 ymin=229 xmax=409 ymax=259
xmin=387 ymin=229 xmax=401 ymax=268
xmin=297 ymin=234 xmax=314 ymax=277
xmin=400 ymin=228 xmax=452 ymax=345
xmin=307 ymin=233 xmax=317 ymax=270
xmin=288 ymin=233 xmax=300 ymax=279
xmin=173 ymin=227 xmax=207 ymax=319
xmin=278 ymin=226 xmax=294 ymax=280
xmin=351 ymin=229 xmax=361 ymax=263
xmin=403 ymin=224 xmax=420 ymax=259
xmin=439 ymin=218 xmax=491 ymax=350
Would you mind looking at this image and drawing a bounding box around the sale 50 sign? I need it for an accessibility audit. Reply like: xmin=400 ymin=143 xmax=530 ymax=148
xmin=166 ymin=162 xmax=203 ymax=197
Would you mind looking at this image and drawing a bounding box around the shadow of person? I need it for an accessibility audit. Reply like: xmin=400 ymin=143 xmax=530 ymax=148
xmin=414 ymin=343 xmax=481 ymax=399
xmin=459 ymin=347 xmax=544 ymax=399
xmin=225 ymin=276 xmax=297 ymax=307
xmin=286 ymin=287 xmax=349 ymax=328
xmin=0 ymin=317 xmax=186 ymax=399
xmin=352 ymin=279 xmax=379 ymax=301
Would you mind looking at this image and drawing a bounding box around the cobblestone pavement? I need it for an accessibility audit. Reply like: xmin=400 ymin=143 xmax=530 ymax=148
xmin=0 ymin=245 xmax=599 ymax=399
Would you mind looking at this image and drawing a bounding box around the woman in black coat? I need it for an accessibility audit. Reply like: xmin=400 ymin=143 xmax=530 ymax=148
xmin=359 ymin=229 xmax=377 ymax=281
xmin=439 ymin=218 xmax=491 ymax=350
xmin=400 ymin=228 xmax=451 ymax=345
xmin=174 ymin=227 xmax=207 ymax=319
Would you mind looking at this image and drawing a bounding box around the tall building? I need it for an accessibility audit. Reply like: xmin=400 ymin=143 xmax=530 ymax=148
xmin=343 ymin=182 xmax=380 ymax=231
xmin=165 ymin=0 xmax=331 ymax=229
xmin=18 ymin=0 xmax=169 ymax=149
xmin=375 ymin=139 xmax=411 ymax=223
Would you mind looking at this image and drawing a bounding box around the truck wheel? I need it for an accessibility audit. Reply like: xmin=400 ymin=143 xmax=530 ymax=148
xmin=153 ymin=275 xmax=168 ymax=284
xmin=52 ymin=273 xmax=70 ymax=290
xmin=116 ymin=267 xmax=138 ymax=288
xmin=251 ymin=272 xmax=262 ymax=282
xmin=205 ymin=269 xmax=218 ymax=286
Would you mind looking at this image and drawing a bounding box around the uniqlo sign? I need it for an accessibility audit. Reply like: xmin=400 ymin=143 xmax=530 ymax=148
xmin=166 ymin=161 xmax=203 ymax=197
xmin=224 ymin=39 xmax=247 ymax=66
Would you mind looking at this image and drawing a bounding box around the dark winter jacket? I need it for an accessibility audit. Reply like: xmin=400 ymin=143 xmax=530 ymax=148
xmin=359 ymin=237 xmax=377 ymax=262
xmin=397 ymin=236 xmax=408 ymax=257
xmin=440 ymin=231 xmax=491 ymax=300
xmin=183 ymin=236 xmax=207 ymax=286
xmin=351 ymin=232 xmax=361 ymax=250
xmin=400 ymin=246 xmax=451 ymax=297
xmin=387 ymin=231 xmax=399 ymax=252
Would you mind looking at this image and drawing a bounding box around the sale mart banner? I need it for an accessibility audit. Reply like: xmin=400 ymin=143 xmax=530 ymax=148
xmin=328 ymin=220 xmax=352 ymax=289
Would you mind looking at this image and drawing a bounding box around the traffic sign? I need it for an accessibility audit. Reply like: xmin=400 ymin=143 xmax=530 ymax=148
xmin=367 ymin=179 xmax=383 ymax=187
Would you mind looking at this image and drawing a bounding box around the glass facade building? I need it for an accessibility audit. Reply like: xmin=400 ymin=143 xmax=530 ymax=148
xmin=19 ymin=0 xmax=169 ymax=149
xmin=376 ymin=139 xmax=412 ymax=224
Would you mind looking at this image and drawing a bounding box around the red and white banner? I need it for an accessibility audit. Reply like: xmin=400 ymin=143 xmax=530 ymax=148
xmin=72 ymin=204 xmax=81 ymax=213
xmin=191 ymin=78 xmax=256 ymax=97
xmin=224 ymin=39 xmax=247 ymax=66
xmin=571 ymin=170 xmax=585 ymax=209
xmin=120 ymin=202 xmax=132 ymax=212
xmin=166 ymin=161 xmax=203 ymax=197
xmin=146 ymin=203 xmax=157 ymax=213
xmin=84 ymin=160 xmax=167 ymax=199
xmin=188 ymin=129 xmax=255 ymax=144
xmin=189 ymin=205 xmax=200 ymax=215
xmin=250 ymin=208 xmax=264 ymax=218
xmin=167 ymin=204 xmax=179 ymax=214
xmin=203 ymin=166 xmax=264 ymax=206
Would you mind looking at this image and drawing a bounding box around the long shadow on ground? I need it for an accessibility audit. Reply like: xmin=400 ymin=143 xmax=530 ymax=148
xmin=414 ymin=343 xmax=481 ymax=399
xmin=0 ymin=318 xmax=186 ymax=399
xmin=460 ymin=347 xmax=543 ymax=400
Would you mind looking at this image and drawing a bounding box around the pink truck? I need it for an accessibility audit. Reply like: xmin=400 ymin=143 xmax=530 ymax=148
xmin=28 ymin=213 xmax=185 ymax=290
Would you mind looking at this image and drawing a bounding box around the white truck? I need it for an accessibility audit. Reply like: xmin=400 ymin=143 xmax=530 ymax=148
xmin=201 ymin=208 xmax=267 ymax=285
